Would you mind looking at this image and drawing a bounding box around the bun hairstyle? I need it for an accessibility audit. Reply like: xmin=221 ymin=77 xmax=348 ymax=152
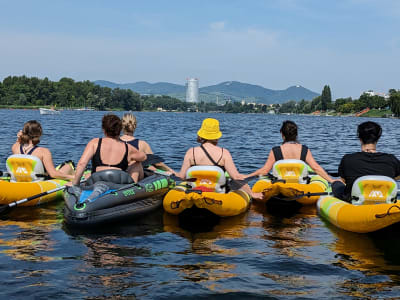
xmin=280 ymin=120 xmax=298 ymax=142
xmin=122 ymin=113 xmax=137 ymax=134
xmin=102 ymin=114 xmax=122 ymax=138
xmin=19 ymin=120 xmax=42 ymax=145
xmin=357 ymin=121 xmax=382 ymax=144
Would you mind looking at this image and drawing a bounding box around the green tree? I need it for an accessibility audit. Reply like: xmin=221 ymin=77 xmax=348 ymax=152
xmin=320 ymin=85 xmax=332 ymax=111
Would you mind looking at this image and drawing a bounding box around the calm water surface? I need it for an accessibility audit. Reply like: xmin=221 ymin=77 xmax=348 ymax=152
xmin=1 ymin=109 xmax=400 ymax=299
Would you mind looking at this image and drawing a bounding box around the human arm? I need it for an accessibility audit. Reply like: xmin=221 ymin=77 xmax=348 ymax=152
xmin=306 ymin=150 xmax=334 ymax=183
xmin=175 ymin=148 xmax=193 ymax=179
xmin=41 ymin=148 xmax=75 ymax=181
xmin=139 ymin=140 xmax=175 ymax=173
xmin=245 ymin=150 xmax=275 ymax=178
xmin=128 ymin=144 xmax=147 ymax=164
xmin=72 ymin=139 xmax=96 ymax=185
xmin=11 ymin=130 xmax=23 ymax=154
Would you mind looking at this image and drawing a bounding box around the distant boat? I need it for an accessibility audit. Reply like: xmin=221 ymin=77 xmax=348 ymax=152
xmin=39 ymin=107 xmax=61 ymax=115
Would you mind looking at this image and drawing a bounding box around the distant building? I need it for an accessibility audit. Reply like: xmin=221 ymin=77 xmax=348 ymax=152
xmin=186 ymin=78 xmax=199 ymax=103
xmin=363 ymin=90 xmax=389 ymax=99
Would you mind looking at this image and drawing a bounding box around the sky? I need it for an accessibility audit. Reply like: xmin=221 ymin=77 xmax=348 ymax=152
xmin=0 ymin=0 xmax=399 ymax=99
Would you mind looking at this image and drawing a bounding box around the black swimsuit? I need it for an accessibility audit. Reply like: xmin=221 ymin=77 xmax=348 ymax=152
xmin=126 ymin=139 xmax=139 ymax=150
xmin=20 ymin=144 xmax=38 ymax=155
xmin=91 ymin=138 xmax=129 ymax=174
xmin=192 ymin=144 xmax=226 ymax=172
xmin=272 ymin=144 xmax=308 ymax=162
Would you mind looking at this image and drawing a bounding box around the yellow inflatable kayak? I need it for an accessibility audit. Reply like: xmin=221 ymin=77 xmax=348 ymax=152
xmin=163 ymin=166 xmax=251 ymax=217
xmin=317 ymin=175 xmax=400 ymax=233
xmin=1 ymin=154 xmax=67 ymax=206
xmin=317 ymin=196 xmax=400 ymax=233
xmin=163 ymin=185 xmax=251 ymax=217
xmin=0 ymin=179 xmax=67 ymax=206
xmin=251 ymin=159 xmax=329 ymax=205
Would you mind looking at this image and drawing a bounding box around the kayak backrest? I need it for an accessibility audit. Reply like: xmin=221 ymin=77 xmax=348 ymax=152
xmin=6 ymin=154 xmax=45 ymax=182
xmin=351 ymin=175 xmax=398 ymax=205
xmin=272 ymin=159 xmax=309 ymax=184
xmin=85 ymin=169 xmax=134 ymax=185
xmin=186 ymin=166 xmax=226 ymax=193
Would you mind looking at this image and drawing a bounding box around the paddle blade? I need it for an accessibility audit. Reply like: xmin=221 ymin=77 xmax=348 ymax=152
xmin=143 ymin=154 xmax=164 ymax=167
xmin=0 ymin=205 xmax=12 ymax=216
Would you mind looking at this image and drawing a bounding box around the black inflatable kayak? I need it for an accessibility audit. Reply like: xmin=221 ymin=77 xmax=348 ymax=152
xmin=64 ymin=169 xmax=173 ymax=226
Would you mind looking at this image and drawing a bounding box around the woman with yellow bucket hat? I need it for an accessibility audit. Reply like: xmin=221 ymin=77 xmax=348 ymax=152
xmin=163 ymin=118 xmax=263 ymax=218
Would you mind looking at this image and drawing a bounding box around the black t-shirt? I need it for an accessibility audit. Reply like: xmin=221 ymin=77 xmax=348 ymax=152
xmin=338 ymin=152 xmax=400 ymax=196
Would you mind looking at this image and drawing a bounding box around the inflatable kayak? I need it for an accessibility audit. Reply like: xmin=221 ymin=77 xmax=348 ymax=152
xmin=252 ymin=160 xmax=329 ymax=205
xmin=1 ymin=154 xmax=67 ymax=206
xmin=0 ymin=179 xmax=66 ymax=206
xmin=163 ymin=166 xmax=251 ymax=217
xmin=317 ymin=175 xmax=400 ymax=233
xmin=64 ymin=169 xmax=173 ymax=226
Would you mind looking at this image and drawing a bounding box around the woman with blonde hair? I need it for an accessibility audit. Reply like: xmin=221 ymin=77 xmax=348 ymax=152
xmin=11 ymin=120 xmax=75 ymax=180
xmin=120 ymin=113 xmax=174 ymax=174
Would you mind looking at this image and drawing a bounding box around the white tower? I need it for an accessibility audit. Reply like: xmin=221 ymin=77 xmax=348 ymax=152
xmin=186 ymin=78 xmax=199 ymax=103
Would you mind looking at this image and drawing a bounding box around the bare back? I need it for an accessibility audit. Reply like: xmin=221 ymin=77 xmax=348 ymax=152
xmin=278 ymin=144 xmax=307 ymax=160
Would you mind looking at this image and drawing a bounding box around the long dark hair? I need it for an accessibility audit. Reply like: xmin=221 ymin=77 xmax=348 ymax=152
xmin=280 ymin=120 xmax=298 ymax=142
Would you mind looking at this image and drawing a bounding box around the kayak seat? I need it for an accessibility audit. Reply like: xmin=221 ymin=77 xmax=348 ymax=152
xmin=6 ymin=154 xmax=45 ymax=182
xmin=351 ymin=175 xmax=398 ymax=205
xmin=272 ymin=159 xmax=309 ymax=184
xmin=85 ymin=169 xmax=134 ymax=186
xmin=186 ymin=166 xmax=226 ymax=193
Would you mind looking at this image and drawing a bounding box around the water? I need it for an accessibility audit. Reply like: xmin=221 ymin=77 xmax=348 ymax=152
xmin=1 ymin=109 xmax=400 ymax=299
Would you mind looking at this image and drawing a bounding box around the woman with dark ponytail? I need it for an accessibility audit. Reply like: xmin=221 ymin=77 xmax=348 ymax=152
xmin=12 ymin=120 xmax=75 ymax=180
xmin=247 ymin=120 xmax=333 ymax=183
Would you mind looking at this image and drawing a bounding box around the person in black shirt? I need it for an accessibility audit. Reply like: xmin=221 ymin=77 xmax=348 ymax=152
xmin=332 ymin=121 xmax=400 ymax=201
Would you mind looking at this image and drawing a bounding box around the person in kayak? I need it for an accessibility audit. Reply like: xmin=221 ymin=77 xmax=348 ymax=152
xmin=175 ymin=118 xmax=263 ymax=199
xmin=12 ymin=120 xmax=75 ymax=180
xmin=72 ymin=114 xmax=147 ymax=186
xmin=332 ymin=121 xmax=400 ymax=201
xmin=120 ymin=113 xmax=174 ymax=174
xmin=246 ymin=120 xmax=334 ymax=183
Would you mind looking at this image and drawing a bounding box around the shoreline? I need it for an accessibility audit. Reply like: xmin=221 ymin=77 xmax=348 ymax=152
xmin=0 ymin=106 xmax=396 ymax=119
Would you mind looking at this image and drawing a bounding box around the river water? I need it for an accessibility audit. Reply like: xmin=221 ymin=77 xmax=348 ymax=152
xmin=1 ymin=109 xmax=400 ymax=299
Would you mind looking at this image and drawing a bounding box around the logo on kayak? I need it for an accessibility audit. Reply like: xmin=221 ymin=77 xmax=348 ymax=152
xmin=16 ymin=167 xmax=28 ymax=174
xmin=368 ymin=190 xmax=384 ymax=198
xmin=123 ymin=189 xmax=136 ymax=197
xmin=145 ymin=183 xmax=154 ymax=192
xmin=200 ymin=179 xmax=213 ymax=185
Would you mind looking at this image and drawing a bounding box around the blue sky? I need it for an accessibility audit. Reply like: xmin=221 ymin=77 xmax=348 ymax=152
xmin=0 ymin=0 xmax=399 ymax=98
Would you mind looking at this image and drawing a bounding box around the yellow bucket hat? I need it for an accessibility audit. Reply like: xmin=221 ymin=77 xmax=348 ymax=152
xmin=197 ymin=118 xmax=222 ymax=140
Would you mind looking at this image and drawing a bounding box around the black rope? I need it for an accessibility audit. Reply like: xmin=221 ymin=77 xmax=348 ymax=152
xmin=375 ymin=205 xmax=400 ymax=218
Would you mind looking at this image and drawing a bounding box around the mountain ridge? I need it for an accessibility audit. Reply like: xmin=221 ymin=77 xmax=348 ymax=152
xmin=94 ymin=80 xmax=319 ymax=104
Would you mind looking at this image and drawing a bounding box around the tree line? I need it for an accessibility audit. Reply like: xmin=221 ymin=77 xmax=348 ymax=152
xmin=1 ymin=76 xmax=399 ymax=116
xmin=279 ymin=85 xmax=400 ymax=117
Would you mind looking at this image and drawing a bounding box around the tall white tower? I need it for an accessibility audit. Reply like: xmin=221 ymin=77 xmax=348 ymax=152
xmin=186 ymin=78 xmax=199 ymax=103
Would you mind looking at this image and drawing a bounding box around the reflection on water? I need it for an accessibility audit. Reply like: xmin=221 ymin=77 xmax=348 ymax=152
xmin=0 ymin=110 xmax=400 ymax=298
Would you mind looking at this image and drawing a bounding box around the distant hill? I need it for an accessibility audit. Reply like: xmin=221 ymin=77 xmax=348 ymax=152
xmin=94 ymin=80 xmax=319 ymax=104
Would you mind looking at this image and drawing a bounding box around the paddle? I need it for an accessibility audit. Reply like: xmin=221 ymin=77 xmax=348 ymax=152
xmin=227 ymin=175 xmax=260 ymax=190
xmin=142 ymin=153 xmax=164 ymax=167
xmin=150 ymin=169 xmax=197 ymax=183
xmin=0 ymin=171 xmax=48 ymax=179
xmin=0 ymin=185 xmax=68 ymax=215
xmin=227 ymin=173 xmax=286 ymax=191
